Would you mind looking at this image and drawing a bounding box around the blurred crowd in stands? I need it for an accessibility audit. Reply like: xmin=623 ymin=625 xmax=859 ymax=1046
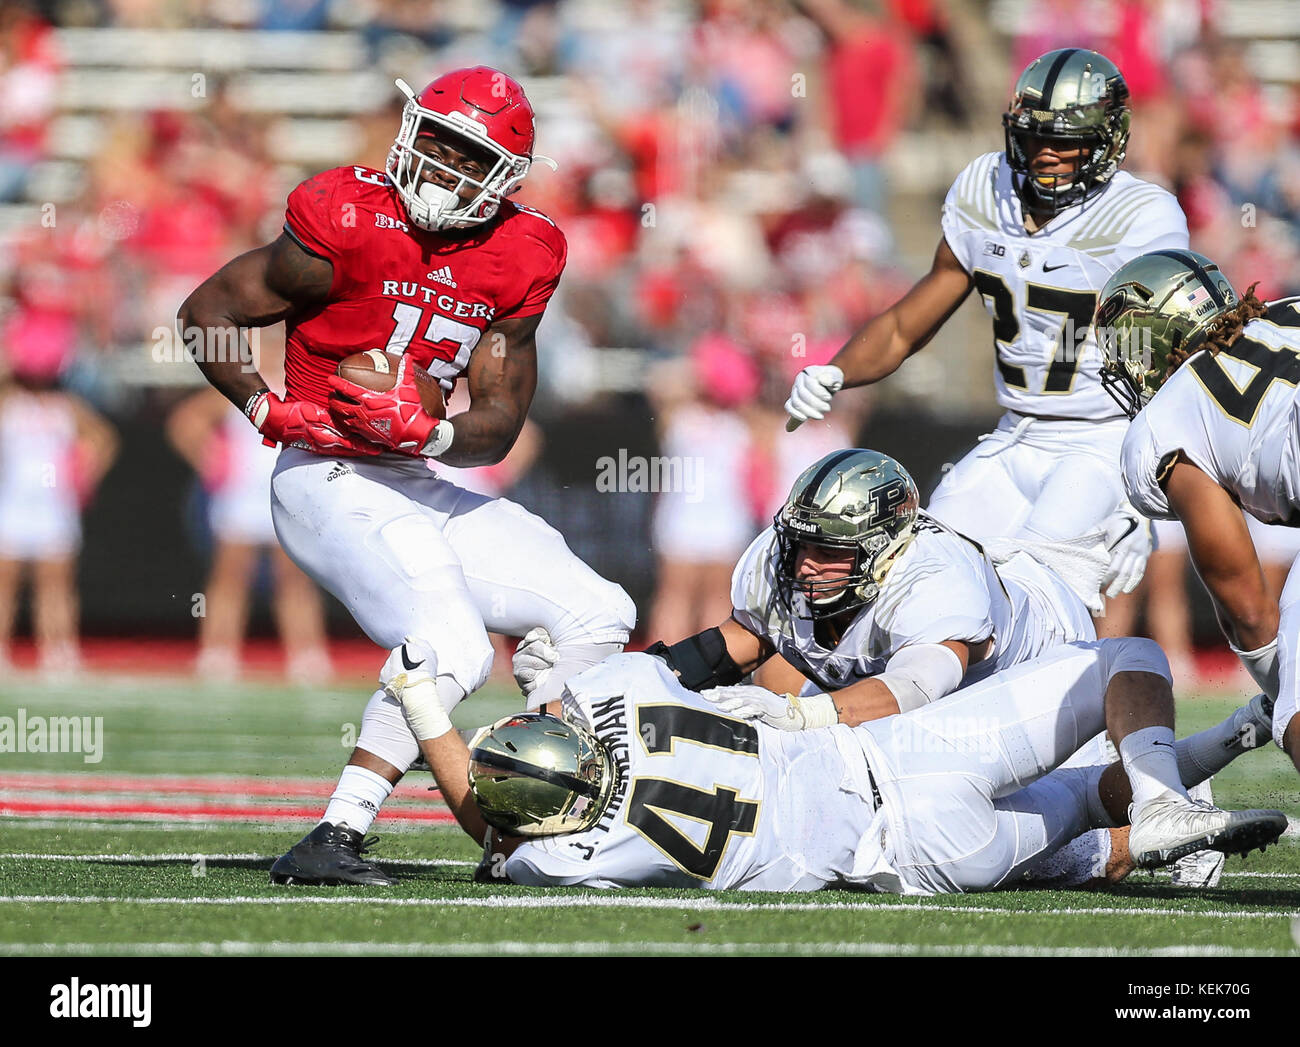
xmin=0 ymin=0 xmax=1296 ymax=671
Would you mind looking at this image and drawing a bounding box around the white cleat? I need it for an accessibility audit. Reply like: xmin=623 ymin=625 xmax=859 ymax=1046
xmin=1170 ymin=780 xmax=1226 ymax=887
xmin=1129 ymin=794 xmax=1287 ymax=869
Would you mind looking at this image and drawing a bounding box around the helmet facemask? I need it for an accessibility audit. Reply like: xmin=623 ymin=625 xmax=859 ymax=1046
xmin=386 ymin=80 xmax=531 ymax=232
xmin=468 ymin=713 xmax=618 ymax=837
xmin=774 ymin=525 xmax=913 ymax=622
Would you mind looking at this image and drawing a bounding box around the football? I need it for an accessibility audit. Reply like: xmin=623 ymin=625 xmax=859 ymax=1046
xmin=335 ymin=349 xmax=446 ymax=418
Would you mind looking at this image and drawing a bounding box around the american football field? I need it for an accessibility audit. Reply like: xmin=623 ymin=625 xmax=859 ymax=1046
xmin=2 ymin=673 xmax=1299 ymax=958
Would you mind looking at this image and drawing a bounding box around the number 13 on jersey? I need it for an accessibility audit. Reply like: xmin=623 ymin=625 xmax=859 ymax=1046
xmin=383 ymin=302 xmax=481 ymax=386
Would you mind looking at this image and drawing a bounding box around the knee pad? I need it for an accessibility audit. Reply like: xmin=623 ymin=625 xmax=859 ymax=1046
xmin=380 ymin=634 xmax=490 ymax=706
xmin=604 ymin=583 xmax=638 ymax=639
xmin=1100 ymin=636 xmax=1171 ymax=684
xmin=545 ymin=580 xmax=637 ymax=649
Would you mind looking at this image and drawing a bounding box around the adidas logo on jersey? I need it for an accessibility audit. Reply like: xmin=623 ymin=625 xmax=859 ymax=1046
xmin=325 ymin=463 xmax=354 ymax=482
xmin=427 ymin=265 xmax=457 ymax=288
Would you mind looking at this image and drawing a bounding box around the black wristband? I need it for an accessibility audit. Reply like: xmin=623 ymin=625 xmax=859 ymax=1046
xmin=645 ymin=628 xmax=743 ymax=692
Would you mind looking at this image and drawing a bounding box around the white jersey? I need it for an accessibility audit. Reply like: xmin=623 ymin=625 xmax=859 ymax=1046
xmin=729 ymin=515 xmax=1094 ymax=693
xmin=505 ymin=642 xmax=1164 ymax=895
xmin=1122 ymin=298 xmax=1300 ymax=526
xmin=942 ymin=152 xmax=1188 ymax=420
xmin=504 ymin=653 xmax=879 ymax=891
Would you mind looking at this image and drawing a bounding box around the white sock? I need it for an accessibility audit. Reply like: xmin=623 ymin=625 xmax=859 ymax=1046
xmin=322 ymin=765 xmax=393 ymax=835
xmin=1023 ymin=829 xmax=1113 ymax=887
xmin=1119 ymin=726 xmax=1188 ymax=810
xmin=1176 ymin=702 xmax=1271 ymax=785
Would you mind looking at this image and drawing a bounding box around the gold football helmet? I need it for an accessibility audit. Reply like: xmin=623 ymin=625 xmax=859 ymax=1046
xmin=773 ymin=449 xmax=920 ymax=619
xmin=1003 ymin=48 xmax=1131 ymax=215
xmin=468 ymin=712 xmax=618 ymax=837
xmin=1095 ymin=249 xmax=1237 ymax=416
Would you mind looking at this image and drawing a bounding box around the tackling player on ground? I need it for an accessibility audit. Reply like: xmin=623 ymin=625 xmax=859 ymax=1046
xmin=388 ymin=645 xmax=1285 ymax=891
xmin=179 ymin=67 xmax=635 ymax=886
xmin=1099 ymin=249 xmax=1300 ymax=774
xmin=517 ymin=447 xmax=1272 ymax=883
xmin=783 ymin=48 xmax=1188 ymax=605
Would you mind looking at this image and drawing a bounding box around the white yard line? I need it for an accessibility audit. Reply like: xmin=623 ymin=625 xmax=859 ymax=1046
xmin=0 ymin=893 xmax=1294 ymax=919
xmin=1 ymin=850 xmax=1295 ymax=879
xmin=0 ymin=851 xmax=473 ymax=867
xmin=0 ymin=817 xmax=456 ymax=833
xmin=0 ymin=940 xmax=1283 ymax=957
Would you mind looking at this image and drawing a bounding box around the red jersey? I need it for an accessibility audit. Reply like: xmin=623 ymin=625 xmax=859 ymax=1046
xmin=281 ymin=165 xmax=567 ymax=408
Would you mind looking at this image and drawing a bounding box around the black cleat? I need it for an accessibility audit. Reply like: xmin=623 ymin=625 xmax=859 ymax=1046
xmin=269 ymin=822 xmax=397 ymax=886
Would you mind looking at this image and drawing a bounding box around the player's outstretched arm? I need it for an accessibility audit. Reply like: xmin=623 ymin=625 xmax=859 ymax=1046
xmin=385 ymin=669 xmax=493 ymax=842
xmin=178 ymin=233 xmax=331 ymax=410
xmin=705 ymin=639 xmax=971 ymax=730
xmin=817 ymin=639 xmax=971 ymax=727
xmin=645 ymin=616 xmax=775 ymax=691
xmin=786 ymin=236 xmax=972 ymax=426
xmin=434 ymin=313 xmax=541 ymax=467
xmin=1165 ymin=456 xmax=1278 ymax=652
xmin=834 ymin=236 xmax=973 ymax=385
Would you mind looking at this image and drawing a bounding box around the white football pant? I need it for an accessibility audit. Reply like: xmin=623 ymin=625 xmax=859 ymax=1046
xmin=858 ymin=638 xmax=1170 ymax=894
xmin=926 ymin=412 xmax=1128 ymax=545
xmin=270 ymin=448 xmax=636 ymax=706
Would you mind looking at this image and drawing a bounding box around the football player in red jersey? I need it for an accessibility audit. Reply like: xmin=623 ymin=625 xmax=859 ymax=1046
xmin=179 ymin=67 xmax=636 ymax=885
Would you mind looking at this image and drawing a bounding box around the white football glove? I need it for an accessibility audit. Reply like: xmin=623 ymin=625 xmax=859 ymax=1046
xmin=513 ymin=627 xmax=559 ymax=699
xmin=1102 ymin=509 xmax=1155 ymax=598
xmin=700 ymin=684 xmax=837 ymax=731
xmin=784 ymin=364 xmax=844 ymax=428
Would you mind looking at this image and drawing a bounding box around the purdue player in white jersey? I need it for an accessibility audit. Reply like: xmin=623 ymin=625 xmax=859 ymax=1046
xmin=389 ymin=645 xmax=1285 ymax=892
xmin=721 ymin=449 xmax=1096 ymax=727
xmin=511 ymin=450 xmax=1095 ymax=730
xmin=783 ymin=48 xmax=1189 ymax=600
xmin=1099 ymin=250 xmax=1300 ymax=773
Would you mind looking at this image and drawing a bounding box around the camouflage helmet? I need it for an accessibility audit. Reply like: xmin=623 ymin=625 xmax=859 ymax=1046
xmin=1003 ymin=48 xmax=1131 ymax=215
xmin=468 ymin=712 xmax=617 ymax=837
xmin=773 ymin=449 xmax=920 ymax=619
xmin=1095 ymin=249 xmax=1238 ymax=417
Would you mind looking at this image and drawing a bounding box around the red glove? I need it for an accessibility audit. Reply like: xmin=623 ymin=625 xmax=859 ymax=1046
xmin=327 ymin=355 xmax=442 ymax=457
xmin=245 ymin=390 xmax=382 ymax=457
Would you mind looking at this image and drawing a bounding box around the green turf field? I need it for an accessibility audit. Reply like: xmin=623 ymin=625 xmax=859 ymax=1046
xmin=2 ymin=675 xmax=1299 ymax=956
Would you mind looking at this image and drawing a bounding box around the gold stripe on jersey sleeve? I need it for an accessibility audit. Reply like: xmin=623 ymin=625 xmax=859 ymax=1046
xmin=1073 ymin=183 xmax=1162 ymax=241
xmin=1071 ymin=203 xmax=1166 ymax=253
xmin=955 ymin=153 xmax=1000 ymax=229
xmin=1070 ymin=189 xmax=1163 ymax=249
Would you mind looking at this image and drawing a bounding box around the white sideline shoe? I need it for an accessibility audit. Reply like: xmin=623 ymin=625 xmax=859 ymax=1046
xmin=1129 ymin=794 xmax=1287 ymax=869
